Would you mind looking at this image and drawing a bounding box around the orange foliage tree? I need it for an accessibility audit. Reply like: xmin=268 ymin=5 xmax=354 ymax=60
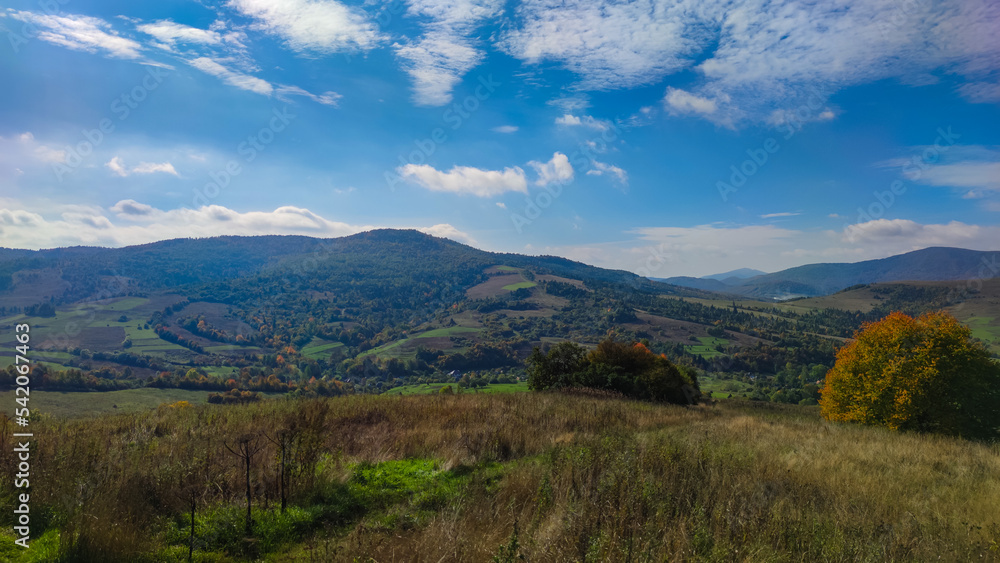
xmin=820 ymin=311 xmax=1000 ymax=440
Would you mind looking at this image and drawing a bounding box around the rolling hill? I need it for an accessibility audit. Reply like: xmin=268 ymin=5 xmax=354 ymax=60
xmin=661 ymin=247 xmax=1000 ymax=299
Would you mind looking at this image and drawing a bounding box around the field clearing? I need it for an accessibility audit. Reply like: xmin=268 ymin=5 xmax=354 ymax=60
xmin=699 ymin=374 xmax=752 ymax=398
xmin=300 ymin=339 xmax=345 ymax=359
xmin=963 ymin=316 xmax=1000 ymax=351
xmin=359 ymin=327 xmax=480 ymax=359
xmin=201 ymin=365 xmax=240 ymax=377
xmin=203 ymin=344 xmax=261 ymax=354
xmin=0 ymin=388 xmax=216 ymax=418
xmin=0 ymin=356 xmax=65 ymax=370
xmin=686 ymin=336 xmax=729 ymax=358
xmin=501 ymin=281 xmax=537 ymax=291
xmin=465 ymin=274 xmax=529 ymax=299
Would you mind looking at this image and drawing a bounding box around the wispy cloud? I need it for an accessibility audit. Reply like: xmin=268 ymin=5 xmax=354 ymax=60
xmin=587 ymin=160 xmax=628 ymax=187
xmin=760 ymin=211 xmax=801 ymax=219
xmin=554 ymin=114 xmax=611 ymax=131
xmin=6 ymin=11 xmax=143 ymax=59
xmin=394 ymin=0 xmax=504 ymax=106
xmin=188 ymin=57 xmax=273 ymax=95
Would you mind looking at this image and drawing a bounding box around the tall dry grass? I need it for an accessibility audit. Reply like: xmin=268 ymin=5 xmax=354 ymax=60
xmin=0 ymin=392 xmax=997 ymax=561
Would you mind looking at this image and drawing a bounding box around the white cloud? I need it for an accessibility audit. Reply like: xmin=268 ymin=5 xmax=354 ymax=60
xmin=10 ymin=132 xmax=66 ymax=164
xmin=393 ymin=0 xmax=504 ymax=106
xmin=499 ymin=0 xmax=1000 ymax=125
xmin=137 ymin=20 xmax=224 ymax=46
xmin=495 ymin=202 xmax=507 ymax=209
xmin=760 ymin=211 xmax=801 ymax=219
xmin=918 ymin=162 xmax=1000 ymax=192
xmin=105 ymin=157 xmax=179 ymax=177
xmin=132 ymin=161 xmax=179 ymax=176
xmin=959 ymin=81 xmax=1000 ymax=103
xmin=586 ymin=160 xmax=628 ymax=186
xmin=6 ymin=11 xmax=143 ymax=59
xmin=663 ymin=87 xmax=718 ymax=116
xmin=418 ymin=223 xmax=477 ymax=245
xmin=528 ymin=152 xmax=573 ymax=186
xmin=499 ymin=0 xmax=698 ymax=90
xmin=397 ymin=163 xmax=528 ymax=197
xmin=547 ymin=95 xmax=590 ymax=113
xmin=840 ymin=219 xmax=983 ymax=246
xmin=110 ymin=199 xmax=154 ymax=216
xmin=492 ymin=125 xmax=518 ymax=133
xmin=554 ymin=114 xmax=610 ymax=130
xmin=227 ymin=0 xmax=383 ymax=53
xmin=106 ymin=156 xmax=128 ymax=177
xmin=395 ymin=31 xmax=483 ymax=106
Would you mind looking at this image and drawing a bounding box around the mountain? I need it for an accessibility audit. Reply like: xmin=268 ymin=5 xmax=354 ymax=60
xmin=659 ymin=247 xmax=1000 ymax=300
xmin=0 ymin=229 xmax=704 ymax=308
xmin=656 ymin=268 xmax=768 ymax=291
xmin=701 ymin=268 xmax=768 ymax=282
xmin=652 ymin=276 xmax=733 ymax=292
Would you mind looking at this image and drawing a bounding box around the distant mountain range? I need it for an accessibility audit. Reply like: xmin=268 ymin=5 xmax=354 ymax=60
xmin=657 ymin=247 xmax=1000 ymax=299
xmin=701 ymin=268 xmax=768 ymax=282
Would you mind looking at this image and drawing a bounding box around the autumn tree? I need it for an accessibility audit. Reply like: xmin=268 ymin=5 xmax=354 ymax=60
xmin=820 ymin=311 xmax=1000 ymax=440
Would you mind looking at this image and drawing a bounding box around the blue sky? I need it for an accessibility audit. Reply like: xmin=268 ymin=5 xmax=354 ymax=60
xmin=1 ymin=0 xmax=998 ymax=277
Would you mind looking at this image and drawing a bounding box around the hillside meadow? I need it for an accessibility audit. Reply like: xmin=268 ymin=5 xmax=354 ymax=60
xmin=0 ymin=392 xmax=997 ymax=562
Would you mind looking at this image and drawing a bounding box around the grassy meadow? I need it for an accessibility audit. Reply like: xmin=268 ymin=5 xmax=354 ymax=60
xmin=0 ymin=392 xmax=997 ymax=561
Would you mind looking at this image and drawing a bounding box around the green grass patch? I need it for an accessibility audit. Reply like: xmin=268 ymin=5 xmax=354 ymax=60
xmin=416 ymin=326 xmax=480 ymax=338
xmin=201 ymin=366 xmax=239 ymax=378
xmin=964 ymin=316 xmax=999 ymax=351
xmin=685 ymin=336 xmax=729 ymax=359
xmin=300 ymin=341 xmax=344 ymax=359
xmin=203 ymin=344 xmax=261 ymax=353
xmin=494 ymin=265 xmax=520 ymax=272
xmin=502 ymin=281 xmax=537 ymax=291
xmin=101 ymin=297 xmax=149 ymax=311
xmin=358 ymin=327 xmax=480 ymax=358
